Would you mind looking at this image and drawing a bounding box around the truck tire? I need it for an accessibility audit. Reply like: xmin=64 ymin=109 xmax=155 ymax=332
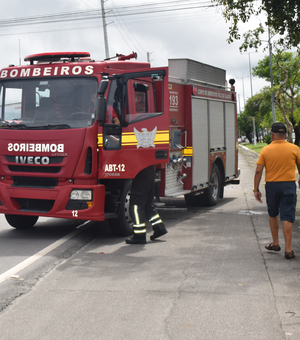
xmin=108 ymin=180 xmax=134 ymax=236
xmin=5 ymin=214 xmax=39 ymax=229
xmin=204 ymin=164 xmax=221 ymax=206
xmin=185 ymin=164 xmax=221 ymax=207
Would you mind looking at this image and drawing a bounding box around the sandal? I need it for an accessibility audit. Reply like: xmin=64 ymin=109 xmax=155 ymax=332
xmin=285 ymin=251 xmax=295 ymax=259
xmin=265 ymin=243 xmax=281 ymax=251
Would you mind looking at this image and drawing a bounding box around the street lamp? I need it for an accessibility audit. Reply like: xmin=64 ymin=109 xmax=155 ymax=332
xmin=268 ymin=28 xmax=276 ymax=123
xmin=236 ymin=76 xmax=249 ymax=110
xmin=241 ymin=52 xmax=256 ymax=97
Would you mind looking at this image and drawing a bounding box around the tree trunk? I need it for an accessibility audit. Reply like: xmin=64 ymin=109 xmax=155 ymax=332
xmin=294 ymin=124 xmax=300 ymax=145
xmin=246 ymin=132 xmax=252 ymax=143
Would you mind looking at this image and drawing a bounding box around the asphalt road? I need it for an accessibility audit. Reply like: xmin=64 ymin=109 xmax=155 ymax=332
xmin=0 ymin=148 xmax=300 ymax=339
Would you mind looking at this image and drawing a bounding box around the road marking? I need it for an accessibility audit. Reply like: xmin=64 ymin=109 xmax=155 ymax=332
xmin=0 ymin=220 xmax=91 ymax=284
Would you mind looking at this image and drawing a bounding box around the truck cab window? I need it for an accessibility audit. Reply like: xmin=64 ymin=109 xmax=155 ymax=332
xmin=3 ymin=88 xmax=22 ymax=120
xmin=126 ymin=78 xmax=163 ymax=124
xmin=134 ymin=83 xmax=148 ymax=113
xmin=0 ymin=77 xmax=98 ymax=129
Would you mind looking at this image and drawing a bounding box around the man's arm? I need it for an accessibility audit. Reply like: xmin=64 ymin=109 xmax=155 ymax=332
xmin=254 ymin=164 xmax=264 ymax=203
xmin=297 ymin=163 xmax=300 ymax=188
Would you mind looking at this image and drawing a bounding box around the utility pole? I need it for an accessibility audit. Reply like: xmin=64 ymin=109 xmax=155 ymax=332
xmin=100 ymin=0 xmax=109 ymax=59
xmin=268 ymin=28 xmax=276 ymax=123
xmin=241 ymin=52 xmax=255 ymax=98
xmin=253 ymin=117 xmax=257 ymax=146
xmin=236 ymin=76 xmax=248 ymax=111
xmin=248 ymin=53 xmax=253 ymax=97
xmin=19 ymin=39 xmax=21 ymax=66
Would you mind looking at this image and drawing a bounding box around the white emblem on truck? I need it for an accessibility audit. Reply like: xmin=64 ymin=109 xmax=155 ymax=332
xmin=134 ymin=127 xmax=157 ymax=149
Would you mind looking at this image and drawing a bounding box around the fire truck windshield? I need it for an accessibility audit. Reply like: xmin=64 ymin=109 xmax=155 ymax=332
xmin=0 ymin=77 xmax=98 ymax=129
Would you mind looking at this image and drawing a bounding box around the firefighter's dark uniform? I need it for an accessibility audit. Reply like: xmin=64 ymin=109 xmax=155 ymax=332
xmin=126 ymin=165 xmax=168 ymax=244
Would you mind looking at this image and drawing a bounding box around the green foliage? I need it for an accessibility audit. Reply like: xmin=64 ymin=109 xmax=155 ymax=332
xmin=244 ymin=88 xmax=272 ymax=126
xmin=245 ymin=142 xmax=267 ymax=154
xmin=263 ymin=134 xmax=272 ymax=144
xmin=212 ymin=0 xmax=300 ymax=49
xmin=253 ymin=52 xmax=300 ymax=88
xmin=238 ymin=112 xmax=252 ymax=134
xmin=238 ymin=112 xmax=253 ymax=143
xmin=251 ymin=51 xmax=300 ymax=144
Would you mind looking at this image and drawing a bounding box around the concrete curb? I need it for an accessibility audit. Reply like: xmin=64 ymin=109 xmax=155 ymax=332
xmin=238 ymin=144 xmax=259 ymax=159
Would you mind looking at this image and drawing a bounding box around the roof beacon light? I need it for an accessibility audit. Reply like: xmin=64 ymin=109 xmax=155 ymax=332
xmin=24 ymin=52 xmax=91 ymax=65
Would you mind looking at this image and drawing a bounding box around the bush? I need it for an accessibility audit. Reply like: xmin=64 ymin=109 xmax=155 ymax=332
xmin=263 ymin=134 xmax=272 ymax=144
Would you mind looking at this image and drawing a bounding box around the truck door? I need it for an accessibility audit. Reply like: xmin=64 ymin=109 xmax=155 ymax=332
xmin=98 ymin=69 xmax=169 ymax=179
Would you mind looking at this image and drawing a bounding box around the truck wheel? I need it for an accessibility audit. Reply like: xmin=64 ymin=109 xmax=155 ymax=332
xmin=5 ymin=214 xmax=39 ymax=229
xmin=204 ymin=164 xmax=221 ymax=206
xmin=108 ymin=180 xmax=133 ymax=236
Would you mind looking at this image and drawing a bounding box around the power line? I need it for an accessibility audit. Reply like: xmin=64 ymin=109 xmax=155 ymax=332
xmin=109 ymin=0 xmax=148 ymax=61
xmin=0 ymin=1 xmax=218 ymax=28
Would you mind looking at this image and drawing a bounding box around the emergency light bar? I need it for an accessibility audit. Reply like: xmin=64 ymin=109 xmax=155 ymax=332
xmin=24 ymin=52 xmax=91 ymax=65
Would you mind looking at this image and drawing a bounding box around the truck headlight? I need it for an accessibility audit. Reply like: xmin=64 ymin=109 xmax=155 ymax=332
xmin=70 ymin=190 xmax=92 ymax=200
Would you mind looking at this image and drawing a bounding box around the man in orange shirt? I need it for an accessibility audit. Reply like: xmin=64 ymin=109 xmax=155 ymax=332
xmin=254 ymin=122 xmax=300 ymax=259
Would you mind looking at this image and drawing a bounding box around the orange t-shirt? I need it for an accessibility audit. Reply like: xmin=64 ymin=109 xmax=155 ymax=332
xmin=256 ymin=140 xmax=300 ymax=182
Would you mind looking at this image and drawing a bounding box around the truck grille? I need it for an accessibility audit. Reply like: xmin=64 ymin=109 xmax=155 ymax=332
xmin=17 ymin=198 xmax=55 ymax=212
xmin=11 ymin=176 xmax=58 ymax=188
xmin=6 ymin=156 xmax=63 ymax=173
xmin=8 ymin=165 xmax=60 ymax=173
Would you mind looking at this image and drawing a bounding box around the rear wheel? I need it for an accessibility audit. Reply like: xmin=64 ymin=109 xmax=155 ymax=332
xmin=184 ymin=164 xmax=221 ymax=207
xmin=108 ymin=180 xmax=133 ymax=236
xmin=5 ymin=214 xmax=39 ymax=229
xmin=203 ymin=164 xmax=221 ymax=206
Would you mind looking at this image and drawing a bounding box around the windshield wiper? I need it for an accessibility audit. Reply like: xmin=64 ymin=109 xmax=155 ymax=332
xmin=28 ymin=124 xmax=72 ymax=130
xmin=0 ymin=123 xmax=71 ymax=130
xmin=0 ymin=123 xmax=29 ymax=129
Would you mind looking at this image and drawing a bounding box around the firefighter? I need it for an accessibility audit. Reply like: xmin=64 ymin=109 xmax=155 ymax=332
xmin=126 ymin=165 xmax=168 ymax=244
xmin=88 ymin=92 xmax=120 ymax=124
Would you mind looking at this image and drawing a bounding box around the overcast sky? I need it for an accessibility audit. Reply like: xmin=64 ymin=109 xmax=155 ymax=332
xmin=0 ymin=0 xmax=271 ymax=111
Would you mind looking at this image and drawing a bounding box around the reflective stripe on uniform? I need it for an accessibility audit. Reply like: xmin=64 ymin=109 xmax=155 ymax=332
xmin=133 ymin=227 xmax=147 ymax=234
xmin=152 ymin=219 xmax=163 ymax=226
xmin=149 ymin=213 xmax=163 ymax=226
xmin=149 ymin=214 xmax=160 ymax=222
xmin=132 ymin=205 xmax=146 ymax=234
xmin=134 ymin=205 xmax=140 ymax=225
xmin=133 ymin=223 xmax=146 ymax=234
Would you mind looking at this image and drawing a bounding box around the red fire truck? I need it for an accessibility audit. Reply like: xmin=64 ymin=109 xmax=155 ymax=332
xmin=0 ymin=51 xmax=239 ymax=236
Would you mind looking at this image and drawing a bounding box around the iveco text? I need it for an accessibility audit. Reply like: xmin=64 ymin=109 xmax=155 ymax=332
xmin=15 ymin=156 xmax=50 ymax=165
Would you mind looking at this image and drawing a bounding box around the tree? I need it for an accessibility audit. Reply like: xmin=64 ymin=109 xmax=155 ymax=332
xmin=212 ymin=0 xmax=300 ymax=49
xmin=242 ymin=88 xmax=273 ymax=142
xmin=238 ymin=112 xmax=254 ymax=143
xmin=212 ymin=0 xmax=300 ymax=143
xmin=243 ymin=88 xmax=273 ymax=137
xmin=253 ymin=52 xmax=300 ymax=144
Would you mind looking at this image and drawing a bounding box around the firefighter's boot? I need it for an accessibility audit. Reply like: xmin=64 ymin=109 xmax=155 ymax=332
xmin=125 ymin=221 xmax=147 ymax=244
xmin=150 ymin=223 xmax=168 ymax=240
xmin=125 ymin=234 xmax=146 ymax=244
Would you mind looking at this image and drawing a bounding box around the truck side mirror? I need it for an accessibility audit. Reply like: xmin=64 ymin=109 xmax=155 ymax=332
xmin=96 ymin=79 xmax=109 ymax=125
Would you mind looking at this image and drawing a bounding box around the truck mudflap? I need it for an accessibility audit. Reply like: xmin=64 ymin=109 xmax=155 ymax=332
xmin=224 ymin=168 xmax=241 ymax=186
xmin=0 ymin=183 xmax=106 ymax=221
